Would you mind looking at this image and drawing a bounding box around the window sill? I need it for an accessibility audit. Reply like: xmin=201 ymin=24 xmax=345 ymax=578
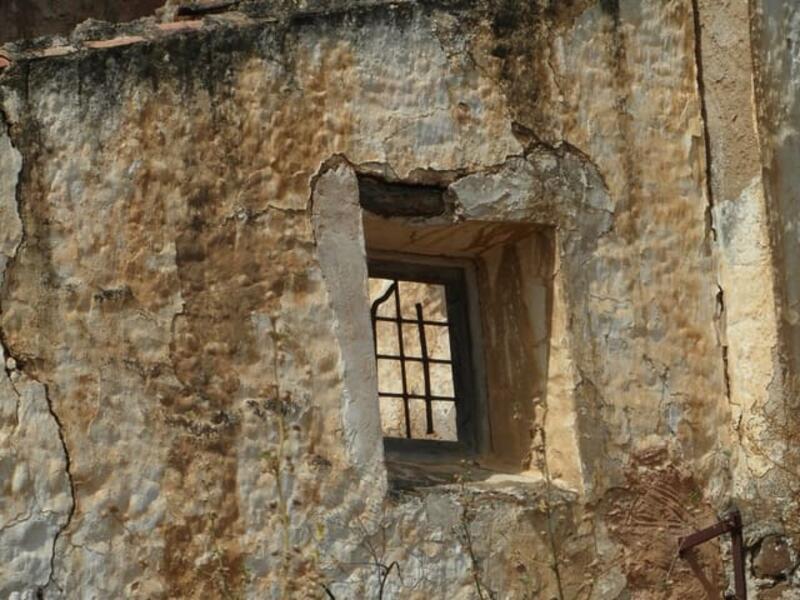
xmin=385 ymin=454 xmax=572 ymax=496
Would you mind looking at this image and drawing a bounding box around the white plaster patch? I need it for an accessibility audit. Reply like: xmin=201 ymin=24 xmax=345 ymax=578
xmin=450 ymin=157 xmax=540 ymax=221
xmin=0 ymin=351 xmax=72 ymax=597
xmin=0 ymin=117 xmax=22 ymax=270
xmin=312 ymin=161 xmax=386 ymax=486
xmin=715 ymin=177 xmax=782 ymax=481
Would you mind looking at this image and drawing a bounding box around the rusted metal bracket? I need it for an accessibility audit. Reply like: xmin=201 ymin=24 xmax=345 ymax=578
xmin=678 ymin=509 xmax=746 ymax=600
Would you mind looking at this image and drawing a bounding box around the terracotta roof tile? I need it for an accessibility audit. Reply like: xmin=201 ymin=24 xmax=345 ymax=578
xmin=157 ymin=20 xmax=204 ymax=33
xmin=34 ymin=45 xmax=77 ymax=58
xmin=84 ymin=35 xmax=147 ymax=49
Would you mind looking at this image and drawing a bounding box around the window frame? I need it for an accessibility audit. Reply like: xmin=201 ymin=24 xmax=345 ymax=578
xmin=367 ymin=253 xmax=489 ymax=458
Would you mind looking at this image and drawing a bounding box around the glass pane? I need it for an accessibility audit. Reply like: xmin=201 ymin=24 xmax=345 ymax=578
xmin=408 ymin=398 xmax=432 ymax=439
xmin=380 ymin=396 xmax=407 ymax=438
xmin=397 ymin=280 xmax=448 ymax=321
xmin=402 ymin=323 xmax=421 ymax=358
xmin=408 ymin=399 xmax=458 ymax=441
xmin=369 ymin=278 xmax=396 ymax=318
xmin=376 ymin=358 xmax=403 ymax=394
xmin=375 ymin=321 xmax=399 ymax=355
xmin=430 ymin=363 xmax=455 ymax=398
xmin=432 ymin=400 xmax=458 ymax=441
xmin=425 ymin=324 xmax=451 ymax=360
xmin=405 ymin=361 xmax=426 ymax=397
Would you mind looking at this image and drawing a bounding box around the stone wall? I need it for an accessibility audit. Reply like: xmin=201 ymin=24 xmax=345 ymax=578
xmin=1 ymin=0 xmax=799 ymax=597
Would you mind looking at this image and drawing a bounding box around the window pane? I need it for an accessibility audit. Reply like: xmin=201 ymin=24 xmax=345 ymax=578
xmin=402 ymin=323 xmax=421 ymax=357
xmin=369 ymin=278 xmax=396 ymax=318
xmin=380 ymin=396 xmax=407 ymax=438
xmin=402 ymin=323 xmax=450 ymax=360
xmin=375 ymin=321 xmax=399 ymax=355
xmin=376 ymin=358 xmax=403 ymax=394
xmin=397 ymin=280 xmax=448 ymax=321
xmin=430 ymin=363 xmax=455 ymax=398
xmin=425 ymin=324 xmax=451 ymax=360
xmin=405 ymin=361 xmax=425 ymax=396
xmin=432 ymin=400 xmax=458 ymax=441
xmin=408 ymin=399 xmax=458 ymax=441
xmin=408 ymin=398 xmax=431 ymax=439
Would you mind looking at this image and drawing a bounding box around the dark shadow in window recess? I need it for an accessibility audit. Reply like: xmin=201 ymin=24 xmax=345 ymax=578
xmin=358 ymin=174 xmax=556 ymax=489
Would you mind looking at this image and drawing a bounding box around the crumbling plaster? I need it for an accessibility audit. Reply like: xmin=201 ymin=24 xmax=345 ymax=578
xmin=0 ymin=0 xmax=798 ymax=597
xmin=695 ymin=0 xmax=788 ymax=523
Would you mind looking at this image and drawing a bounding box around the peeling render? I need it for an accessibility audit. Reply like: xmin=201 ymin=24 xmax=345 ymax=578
xmin=1 ymin=0 xmax=800 ymax=597
xmin=0 ymin=111 xmax=22 ymax=288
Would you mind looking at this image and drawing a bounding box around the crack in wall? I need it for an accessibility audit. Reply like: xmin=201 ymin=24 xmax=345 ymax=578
xmin=533 ymin=417 xmax=567 ymax=600
xmin=510 ymin=120 xmax=614 ymax=210
xmin=690 ymin=0 xmax=718 ymax=244
xmin=715 ymin=282 xmax=732 ymax=405
xmin=41 ymin=382 xmax=77 ymax=595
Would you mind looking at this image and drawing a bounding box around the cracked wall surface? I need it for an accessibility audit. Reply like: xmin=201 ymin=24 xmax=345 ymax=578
xmin=0 ymin=110 xmax=74 ymax=598
xmin=1 ymin=0 xmax=799 ymax=597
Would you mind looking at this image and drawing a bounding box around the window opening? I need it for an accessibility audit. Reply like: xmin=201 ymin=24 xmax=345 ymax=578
xmin=368 ymin=260 xmax=476 ymax=450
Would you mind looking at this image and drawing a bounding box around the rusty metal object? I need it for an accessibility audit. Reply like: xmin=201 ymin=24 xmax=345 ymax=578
xmin=678 ymin=509 xmax=746 ymax=599
xmin=415 ymin=302 xmax=434 ymax=434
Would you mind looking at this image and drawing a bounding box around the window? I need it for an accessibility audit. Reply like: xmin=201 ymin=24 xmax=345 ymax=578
xmin=368 ymin=257 xmax=482 ymax=455
xmin=363 ymin=215 xmax=555 ymax=470
xmin=354 ymin=173 xmax=556 ymax=472
xmin=313 ymin=164 xmax=576 ymax=483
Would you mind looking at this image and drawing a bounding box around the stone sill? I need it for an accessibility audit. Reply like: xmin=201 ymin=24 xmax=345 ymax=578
xmin=385 ymin=455 xmax=577 ymax=504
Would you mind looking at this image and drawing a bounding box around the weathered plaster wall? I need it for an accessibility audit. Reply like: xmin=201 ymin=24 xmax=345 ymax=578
xmin=745 ymin=0 xmax=800 ymax=593
xmin=1 ymin=0 xmax=798 ymax=597
xmin=697 ymin=0 xmax=790 ymax=564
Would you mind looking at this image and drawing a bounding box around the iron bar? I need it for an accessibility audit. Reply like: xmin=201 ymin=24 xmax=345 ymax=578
xmin=370 ymin=281 xmax=397 ymax=355
xmin=392 ymin=282 xmax=412 ymax=438
xmin=375 ymin=353 xmax=451 ymax=366
xmin=378 ymin=392 xmax=456 ymax=402
xmin=730 ymin=512 xmax=747 ymax=600
xmin=373 ymin=315 xmax=449 ymax=327
xmin=677 ymin=509 xmax=747 ymax=600
xmin=415 ymin=302 xmax=434 ymax=434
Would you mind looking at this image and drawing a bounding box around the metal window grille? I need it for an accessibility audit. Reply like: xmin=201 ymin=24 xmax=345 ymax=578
xmin=368 ymin=259 xmax=478 ymax=451
xmin=370 ymin=279 xmax=457 ymax=439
